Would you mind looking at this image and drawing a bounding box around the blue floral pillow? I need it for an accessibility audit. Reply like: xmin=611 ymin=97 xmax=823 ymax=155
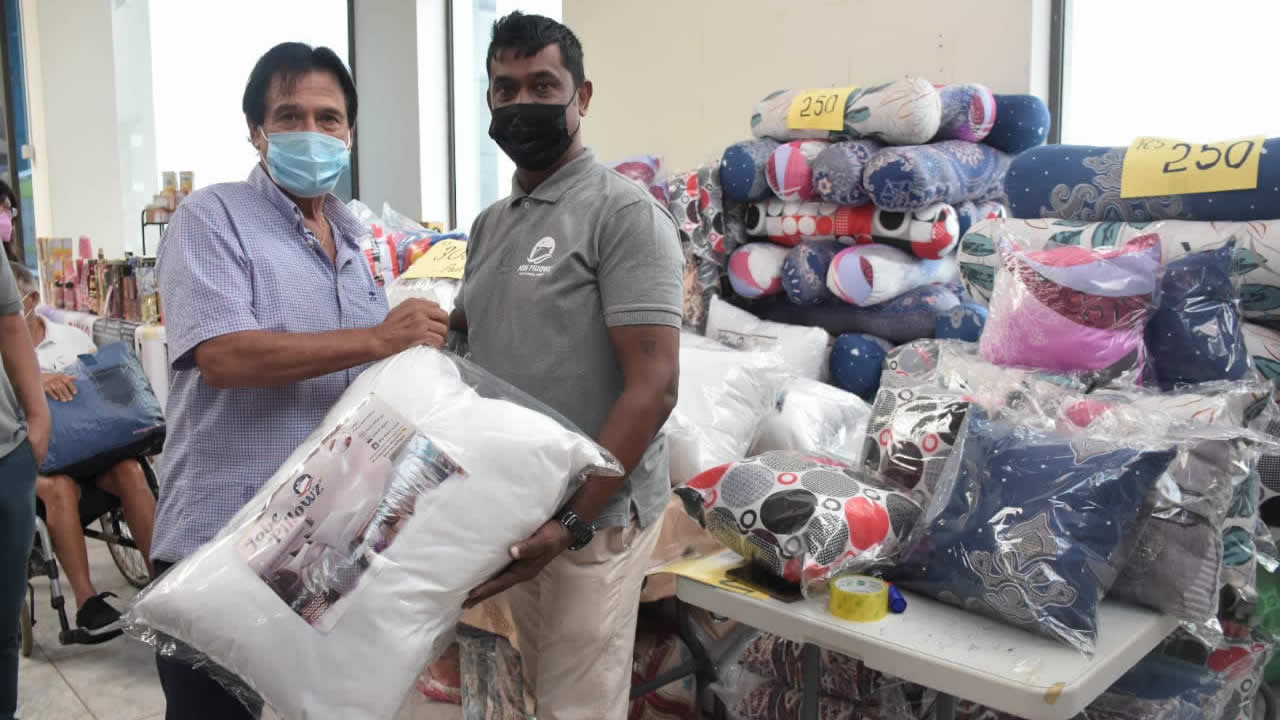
xmin=889 ymin=407 xmax=1176 ymax=652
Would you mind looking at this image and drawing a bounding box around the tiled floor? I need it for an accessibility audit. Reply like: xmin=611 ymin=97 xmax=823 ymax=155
xmin=18 ymin=543 xmax=461 ymax=720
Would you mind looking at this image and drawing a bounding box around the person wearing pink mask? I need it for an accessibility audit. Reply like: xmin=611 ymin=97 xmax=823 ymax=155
xmin=0 ymin=180 xmax=18 ymax=263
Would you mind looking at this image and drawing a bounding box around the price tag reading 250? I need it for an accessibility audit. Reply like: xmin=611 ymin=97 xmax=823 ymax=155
xmin=1120 ymin=135 xmax=1264 ymax=199
xmin=786 ymin=86 xmax=856 ymax=132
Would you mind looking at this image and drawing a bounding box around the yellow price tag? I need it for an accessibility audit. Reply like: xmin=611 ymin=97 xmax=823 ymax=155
xmin=402 ymin=239 xmax=466 ymax=280
xmin=657 ymin=552 xmax=770 ymax=600
xmin=787 ymin=87 xmax=856 ymax=132
xmin=1120 ymin=135 xmax=1264 ymax=199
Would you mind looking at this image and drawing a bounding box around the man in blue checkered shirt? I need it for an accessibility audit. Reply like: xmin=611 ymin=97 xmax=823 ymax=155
xmin=151 ymin=43 xmax=449 ymax=720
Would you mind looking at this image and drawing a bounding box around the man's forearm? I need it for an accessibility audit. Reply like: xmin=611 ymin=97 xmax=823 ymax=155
xmin=0 ymin=315 xmax=49 ymax=425
xmin=569 ymin=385 xmax=676 ymax=525
xmin=195 ymin=328 xmax=386 ymax=389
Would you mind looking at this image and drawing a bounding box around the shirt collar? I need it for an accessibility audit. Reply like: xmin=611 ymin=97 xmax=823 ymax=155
xmin=508 ymin=148 xmax=597 ymax=206
xmin=247 ymin=165 xmax=365 ymax=253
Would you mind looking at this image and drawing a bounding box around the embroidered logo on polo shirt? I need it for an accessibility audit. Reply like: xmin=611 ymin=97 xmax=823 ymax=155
xmin=519 ymin=236 xmax=557 ymax=276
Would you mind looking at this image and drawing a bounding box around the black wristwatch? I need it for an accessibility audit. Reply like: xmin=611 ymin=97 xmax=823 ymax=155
xmin=558 ymin=510 xmax=596 ymax=551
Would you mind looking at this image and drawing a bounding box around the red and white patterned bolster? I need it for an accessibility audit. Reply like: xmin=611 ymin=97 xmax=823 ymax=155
xmin=746 ymin=200 xmax=959 ymax=259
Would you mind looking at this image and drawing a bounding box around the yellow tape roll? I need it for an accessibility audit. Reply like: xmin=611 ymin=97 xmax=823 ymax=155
xmin=828 ymin=575 xmax=889 ymax=622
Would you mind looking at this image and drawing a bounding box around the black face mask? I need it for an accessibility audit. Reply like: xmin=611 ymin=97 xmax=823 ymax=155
xmin=488 ymin=95 xmax=580 ymax=172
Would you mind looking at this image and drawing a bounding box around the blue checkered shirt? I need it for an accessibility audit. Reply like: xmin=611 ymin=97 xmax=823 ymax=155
xmin=151 ymin=166 xmax=388 ymax=563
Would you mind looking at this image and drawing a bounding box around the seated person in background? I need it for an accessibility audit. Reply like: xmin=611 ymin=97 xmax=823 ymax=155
xmin=11 ymin=262 xmax=157 ymax=640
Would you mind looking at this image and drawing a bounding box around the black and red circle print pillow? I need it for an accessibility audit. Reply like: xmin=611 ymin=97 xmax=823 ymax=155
xmin=675 ymin=451 xmax=922 ymax=588
xmin=861 ymin=386 xmax=969 ymax=502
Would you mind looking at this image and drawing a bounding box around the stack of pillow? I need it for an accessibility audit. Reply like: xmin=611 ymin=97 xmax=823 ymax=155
xmin=669 ymin=211 xmax=1278 ymax=715
xmin=709 ymin=81 xmax=1050 ymax=403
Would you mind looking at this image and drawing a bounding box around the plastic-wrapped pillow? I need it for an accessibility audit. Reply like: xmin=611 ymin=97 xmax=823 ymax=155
xmin=1147 ymin=242 xmax=1251 ymax=389
xmin=1109 ymin=432 xmax=1262 ymax=645
xmin=749 ymin=378 xmax=872 ymax=466
xmin=41 ymin=342 xmax=166 ymax=479
xmin=125 ymin=348 xmax=621 ymax=720
xmin=861 ymin=385 xmax=969 ymax=501
xmin=890 ymin=407 xmax=1176 ymax=652
xmin=979 ymin=233 xmax=1162 ymax=374
xmin=705 ymin=296 xmax=830 ymax=381
xmin=881 ymin=340 xmax=1090 ymax=424
xmin=676 ymin=452 xmax=922 ymax=588
xmin=665 ymin=334 xmax=784 ymax=487
xmin=385 ymin=277 xmax=459 ymax=314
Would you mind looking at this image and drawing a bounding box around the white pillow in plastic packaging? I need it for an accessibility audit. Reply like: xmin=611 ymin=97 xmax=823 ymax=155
xmin=666 ymin=333 xmax=784 ymax=487
xmin=385 ymin=276 xmax=459 ymax=315
xmin=125 ymin=347 xmax=619 ymax=720
xmin=749 ymin=378 xmax=871 ymax=465
xmin=705 ymin=296 xmax=830 ymax=381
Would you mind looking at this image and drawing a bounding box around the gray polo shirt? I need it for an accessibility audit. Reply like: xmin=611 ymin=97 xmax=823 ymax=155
xmin=0 ymin=260 xmax=28 ymax=458
xmin=456 ymin=149 xmax=684 ymax=529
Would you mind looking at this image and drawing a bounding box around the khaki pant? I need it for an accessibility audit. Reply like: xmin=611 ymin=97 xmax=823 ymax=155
xmin=508 ymin=516 xmax=663 ymax=720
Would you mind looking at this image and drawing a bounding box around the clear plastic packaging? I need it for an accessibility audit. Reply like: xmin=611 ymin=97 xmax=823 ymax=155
xmin=665 ymin=333 xmax=786 ymax=487
xmin=40 ymin=342 xmax=165 ymax=479
xmin=979 ymin=232 xmax=1162 ymax=375
xmin=889 ymin=406 xmax=1178 ymax=654
xmin=1108 ymin=428 xmax=1274 ymax=646
xmin=124 ymin=347 xmax=621 ymax=720
xmin=749 ymin=378 xmax=872 ymax=467
xmin=1069 ymin=379 xmax=1273 ymax=435
xmin=717 ymin=638 xmax=923 ymax=720
xmin=706 ymin=296 xmax=831 ymax=381
xmin=861 ymin=385 xmax=970 ymax=503
xmin=676 ymin=451 xmax=922 ymax=590
xmin=1146 ymin=241 xmax=1252 ymax=389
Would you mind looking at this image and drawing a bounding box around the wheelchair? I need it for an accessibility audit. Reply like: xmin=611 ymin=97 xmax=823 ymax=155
xmin=20 ymin=456 xmax=159 ymax=654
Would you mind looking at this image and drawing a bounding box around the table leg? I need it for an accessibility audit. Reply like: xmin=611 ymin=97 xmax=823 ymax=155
xmin=677 ymin=599 xmax=716 ymax=705
xmin=935 ymin=692 xmax=956 ymax=720
xmin=801 ymin=643 xmax=820 ymax=720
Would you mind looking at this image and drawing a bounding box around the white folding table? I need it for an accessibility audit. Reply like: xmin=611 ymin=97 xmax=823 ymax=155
xmin=668 ymin=551 xmax=1178 ymax=720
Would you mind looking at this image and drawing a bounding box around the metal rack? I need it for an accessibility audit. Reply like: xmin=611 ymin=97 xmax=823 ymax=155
xmin=140 ymin=209 xmax=167 ymax=255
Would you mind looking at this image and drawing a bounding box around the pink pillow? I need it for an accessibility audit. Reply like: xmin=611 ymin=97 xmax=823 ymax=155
xmin=979 ymin=234 xmax=1161 ymax=373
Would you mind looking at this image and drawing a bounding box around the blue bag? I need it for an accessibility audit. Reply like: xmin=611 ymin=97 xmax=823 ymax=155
xmin=40 ymin=342 xmax=166 ymax=480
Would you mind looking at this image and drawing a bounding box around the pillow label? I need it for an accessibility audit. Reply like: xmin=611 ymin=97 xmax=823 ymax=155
xmin=402 ymin=238 xmax=467 ymax=280
xmin=710 ymin=328 xmax=779 ymax=352
xmin=236 ymin=396 xmax=466 ymax=632
xmin=1121 ymin=135 xmax=1264 ymax=199
xmin=787 ymin=87 xmax=856 ymax=132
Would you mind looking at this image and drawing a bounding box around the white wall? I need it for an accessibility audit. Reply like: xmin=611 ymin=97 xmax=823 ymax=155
xmin=23 ymin=0 xmax=128 ymax=256
xmin=352 ymin=0 xmax=453 ymax=223
xmin=112 ymin=0 xmax=159 ymax=255
xmin=563 ymin=0 xmax=1051 ymax=171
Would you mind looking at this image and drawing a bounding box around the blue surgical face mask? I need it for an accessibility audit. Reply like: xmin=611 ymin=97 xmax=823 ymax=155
xmin=260 ymin=129 xmax=350 ymax=198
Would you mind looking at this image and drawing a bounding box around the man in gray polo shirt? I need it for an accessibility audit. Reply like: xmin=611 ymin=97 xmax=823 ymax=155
xmin=0 ymin=258 xmax=50 ymax=719
xmin=454 ymin=12 xmax=683 ymax=720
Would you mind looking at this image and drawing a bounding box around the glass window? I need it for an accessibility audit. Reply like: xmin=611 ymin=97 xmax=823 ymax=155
xmin=450 ymin=0 xmax=562 ymax=230
xmin=1062 ymin=1 xmax=1280 ymax=145
xmin=147 ymin=0 xmax=352 ymax=196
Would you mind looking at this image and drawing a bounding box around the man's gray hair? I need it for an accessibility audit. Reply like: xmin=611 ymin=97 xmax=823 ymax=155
xmin=8 ymin=261 xmax=37 ymax=297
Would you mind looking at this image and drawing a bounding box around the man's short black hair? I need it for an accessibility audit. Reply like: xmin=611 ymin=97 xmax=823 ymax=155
xmin=487 ymin=12 xmax=585 ymax=88
xmin=242 ymin=42 xmax=357 ymax=127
